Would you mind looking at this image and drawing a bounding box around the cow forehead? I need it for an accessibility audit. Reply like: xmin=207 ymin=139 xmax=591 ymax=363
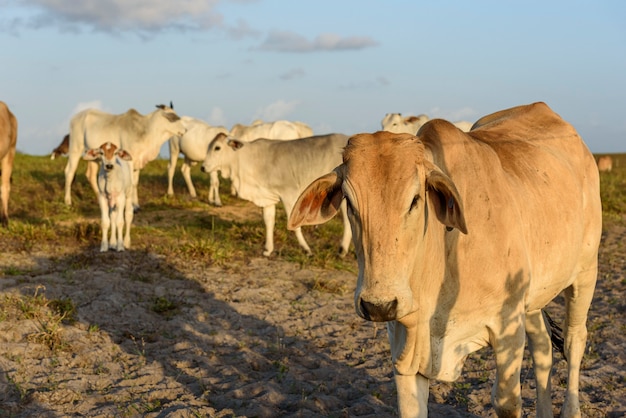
xmin=343 ymin=132 xmax=426 ymax=194
xmin=99 ymin=142 xmax=119 ymax=159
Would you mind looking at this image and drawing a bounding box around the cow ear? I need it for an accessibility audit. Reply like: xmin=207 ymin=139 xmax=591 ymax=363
xmin=82 ymin=148 xmax=101 ymax=161
xmin=116 ymin=149 xmax=132 ymax=161
xmin=227 ymin=139 xmax=245 ymax=151
xmin=425 ymin=164 xmax=468 ymax=234
xmin=288 ymin=171 xmax=344 ymax=230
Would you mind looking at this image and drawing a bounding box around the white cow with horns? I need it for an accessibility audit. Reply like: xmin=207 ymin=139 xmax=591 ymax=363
xmin=289 ymin=102 xmax=602 ymax=418
xmin=64 ymin=103 xmax=186 ymax=210
xmin=201 ymin=132 xmax=352 ymax=257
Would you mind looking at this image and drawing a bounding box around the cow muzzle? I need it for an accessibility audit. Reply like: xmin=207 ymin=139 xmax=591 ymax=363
xmin=358 ymin=297 xmax=398 ymax=322
xmin=104 ymin=163 xmax=114 ymax=171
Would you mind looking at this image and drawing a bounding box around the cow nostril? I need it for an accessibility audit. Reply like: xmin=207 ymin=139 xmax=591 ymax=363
xmin=359 ymin=298 xmax=398 ymax=322
xmin=105 ymin=164 xmax=113 ymax=170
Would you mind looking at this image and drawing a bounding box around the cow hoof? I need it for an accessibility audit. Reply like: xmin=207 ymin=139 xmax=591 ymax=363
xmin=338 ymin=247 xmax=349 ymax=258
xmin=262 ymin=250 xmax=273 ymax=257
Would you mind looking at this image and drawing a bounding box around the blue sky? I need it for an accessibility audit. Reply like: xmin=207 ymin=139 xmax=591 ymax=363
xmin=1 ymin=0 xmax=625 ymax=156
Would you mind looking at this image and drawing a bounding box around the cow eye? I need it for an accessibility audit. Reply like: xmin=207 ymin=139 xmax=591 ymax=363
xmin=409 ymin=195 xmax=420 ymax=213
xmin=214 ymin=146 xmax=221 ymax=151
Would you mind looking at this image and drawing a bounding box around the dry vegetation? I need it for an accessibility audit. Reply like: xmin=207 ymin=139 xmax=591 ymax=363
xmin=0 ymin=152 xmax=624 ymax=417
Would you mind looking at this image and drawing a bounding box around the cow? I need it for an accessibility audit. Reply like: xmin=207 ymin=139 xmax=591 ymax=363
xmin=0 ymin=101 xmax=17 ymax=227
xmin=229 ymin=119 xmax=313 ymax=141
xmin=83 ymin=142 xmax=134 ymax=252
xmin=382 ymin=113 xmax=472 ymax=133
xmin=64 ymin=103 xmax=185 ymax=210
xmin=597 ymin=155 xmax=613 ymax=172
xmin=192 ymin=119 xmax=314 ymax=207
xmin=166 ymin=116 xmax=229 ymax=205
xmin=201 ymin=132 xmax=352 ymax=257
xmin=289 ymin=102 xmax=602 ymax=418
xmin=50 ymin=134 xmax=70 ymax=159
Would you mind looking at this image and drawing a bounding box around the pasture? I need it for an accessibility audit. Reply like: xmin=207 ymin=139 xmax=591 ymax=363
xmin=0 ymin=152 xmax=624 ymax=417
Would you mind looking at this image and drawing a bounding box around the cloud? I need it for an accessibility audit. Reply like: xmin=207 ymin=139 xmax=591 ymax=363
xmin=207 ymin=106 xmax=227 ymax=127
xmin=258 ymin=30 xmax=378 ymax=52
xmin=338 ymin=77 xmax=389 ymax=90
xmin=279 ymin=68 xmax=306 ymax=81
xmin=5 ymin=0 xmax=239 ymax=37
xmin=254 ymin=99 xmax=300 ymax=121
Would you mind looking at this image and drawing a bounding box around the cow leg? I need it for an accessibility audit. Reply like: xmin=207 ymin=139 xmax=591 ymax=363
xmin=526 ymin=309 xmax=554 ymax=418
xmin=394 ymin=373 xmax=429 ymax=418
xmin=181 ymin=160 xmax=197 ymax=198
xmin=167 ymin=140 xmax=178 ymax=196
xmin=491 ymin=313 xmax=525 ymax=418
xmin=98 ymin=195 xmax=110 ymax=252
xmin=262 ymin=204 xmax=276 ymax=256
xmin=131 ymin=168 xmax=140 ymax=211
xmin=86 ymin=161 xmax=99 ymax=198
xmin=123 ymin=194 xmax=134 ymax=249
xmin=561 ymin=266 xmax=597 ymax=418
xmin=208 ymin=171 xmax=222 ymax=206
xmin=64 ymin=152 xmax=82 ymax=206
xmin=282 ymin=198 xmax=312 ymax=255
xmin=0 ymin=149 xmax=15 ymax=226
xmin=113 ymin=197 xmax=125 ymax=251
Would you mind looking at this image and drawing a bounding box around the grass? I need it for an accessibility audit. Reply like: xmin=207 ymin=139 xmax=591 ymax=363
xmin=1 ymin=153 xmax=357 ymax=272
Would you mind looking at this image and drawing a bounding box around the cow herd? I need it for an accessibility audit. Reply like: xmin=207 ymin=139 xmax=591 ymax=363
xmin=0 ymin=99 xmax=609 ymax=417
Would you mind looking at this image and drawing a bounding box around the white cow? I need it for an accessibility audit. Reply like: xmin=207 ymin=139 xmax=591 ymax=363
xmin=193 ymin=119 xmax=314 ymax=206
xmin=229 ymin=120 xmax=313 ymax=141
xmin=64 ymin=103 xmax=186 ymax=209
xmin=83 ymin=142 xmax=134 ymax=252
xmin=201 ymin=132 xmax=352 ymax=257
xmin=290 ymin=102 xmax=602 ymax=417
xmin=167 ymin=116 xmax=229 ymax=205
xmin=382 ymin=113 xmax=473 ymax=133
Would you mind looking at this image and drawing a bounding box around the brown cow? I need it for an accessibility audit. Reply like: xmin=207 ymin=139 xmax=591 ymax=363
xmin=289 ymin=102 xmax=602 ymax=417
xmin=597 ymin=155 xmax=613 ymax=172
xmin=0 ymin=101 xmax=17 ymax=227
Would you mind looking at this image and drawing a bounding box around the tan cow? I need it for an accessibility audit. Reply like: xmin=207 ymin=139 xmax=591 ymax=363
xmin=0 ymin=101 xmax=17 ymax=227
xmin=289 ymin=102 xmax=602 ymax=418
xmin=597 ymin=155 xmax=613 ymax=172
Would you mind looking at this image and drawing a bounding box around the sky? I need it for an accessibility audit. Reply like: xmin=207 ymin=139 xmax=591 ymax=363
xmin=1 ymin=0 xmax=625 ymax=157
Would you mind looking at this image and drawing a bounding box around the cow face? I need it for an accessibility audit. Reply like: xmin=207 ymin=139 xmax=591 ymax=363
xmin=83 ymin=142 xmax=132 ymax=171
xmin=201 ymin=133 xmax=235 ymax=175
xmin=288 ymin=131 xmax=466 ymax=323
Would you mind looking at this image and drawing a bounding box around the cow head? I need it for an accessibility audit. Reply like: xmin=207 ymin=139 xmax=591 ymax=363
xmin=83 ymin=142 xmax=132 ymax=171
xmin=288 ymin=131 xmax=467 ymax=323
xmin=201 ymin=133 xmax=240 ymax=176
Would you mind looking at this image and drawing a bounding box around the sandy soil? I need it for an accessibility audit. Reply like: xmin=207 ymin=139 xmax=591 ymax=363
xmin=0 ymin=205 xmax=624 ymax=417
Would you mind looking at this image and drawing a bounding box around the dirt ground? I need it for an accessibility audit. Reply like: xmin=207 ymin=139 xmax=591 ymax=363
xmin=0 ymin=202 xmax=624 ymax=417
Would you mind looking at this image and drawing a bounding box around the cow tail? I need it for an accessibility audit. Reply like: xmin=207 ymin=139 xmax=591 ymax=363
xmin=543 ymin=309 xmax=566 ymax=360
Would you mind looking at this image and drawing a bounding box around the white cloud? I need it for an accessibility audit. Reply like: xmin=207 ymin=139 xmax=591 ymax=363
xmin=207 ymin=106 xmax=227 ymax=127
xmin=10 ymin=0 xmax=228 ymax=36
xmin=258 ymin=30 xmax=378 ymax=52
xmin=254 ymin=99 xmax=300 ymax=121
xmin=279 ymin=67 xmax=306 ymax=81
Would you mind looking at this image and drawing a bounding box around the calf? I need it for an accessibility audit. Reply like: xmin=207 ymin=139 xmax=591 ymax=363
xmin=83 ymin=142 xmax=134 ymax=252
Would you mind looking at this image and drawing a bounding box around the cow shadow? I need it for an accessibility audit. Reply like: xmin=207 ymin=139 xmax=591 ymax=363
xmin=0 ymin=247 xmax=403 ymax=417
